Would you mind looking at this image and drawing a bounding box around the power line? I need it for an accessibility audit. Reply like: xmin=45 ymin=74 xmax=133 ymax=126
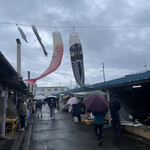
xmin=1 ymin=21 xmax=150 ymax=29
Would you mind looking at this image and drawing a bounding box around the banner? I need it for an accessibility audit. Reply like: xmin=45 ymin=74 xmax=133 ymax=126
xmin=32 ymin=25 xmax=48 ymax=56
xmin=17 ymin=25 xmax=28 ymax=43
xmin=69 ymin=32 xmax=85 ymax=87
xmin=25 ymin=31 xmax=63 ymax=85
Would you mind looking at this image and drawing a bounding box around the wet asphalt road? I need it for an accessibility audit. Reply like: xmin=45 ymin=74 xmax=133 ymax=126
xmin=29 ymin=105 xmax=150 ymax=150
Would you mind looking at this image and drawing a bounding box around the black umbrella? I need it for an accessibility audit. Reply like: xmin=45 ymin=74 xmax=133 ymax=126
xmin=109 ymin=100 xmax=121 ymax=112
xmin=45 ymin=96 xmax=58 ymax=103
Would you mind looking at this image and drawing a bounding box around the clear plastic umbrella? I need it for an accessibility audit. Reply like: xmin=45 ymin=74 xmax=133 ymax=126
xmin=67 ymin=97 xmax=81 ymax=105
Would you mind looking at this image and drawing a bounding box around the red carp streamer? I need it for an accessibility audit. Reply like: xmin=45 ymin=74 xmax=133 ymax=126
xmin=25 ymin=32 xmax=63 ymax=85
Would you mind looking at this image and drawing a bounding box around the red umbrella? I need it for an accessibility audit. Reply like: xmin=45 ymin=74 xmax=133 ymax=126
xmin=82 ymin=94 xmax=109 ymax=113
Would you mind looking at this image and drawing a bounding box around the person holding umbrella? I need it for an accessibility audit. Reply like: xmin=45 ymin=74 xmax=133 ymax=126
xmin=48 ymin=98 xmax=56 ymax=120
xmin=109 ymin=96 xmax=121 ymax=134
xmin=67 ymin=96 xmax=81 ymax=122
xmin=45 ymin=96 xmax=58 ymax=119
xmin=93 ymin=111 xmax=106 ymax=145
xmin=82 ymin=94 xmax=109 ymax=145
xmin=72 ymin=102 xmax=81 ymax=123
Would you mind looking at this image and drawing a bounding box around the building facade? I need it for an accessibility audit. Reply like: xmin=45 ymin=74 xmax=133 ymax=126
xmin=34 ymin=86 xmax=69 ymax=97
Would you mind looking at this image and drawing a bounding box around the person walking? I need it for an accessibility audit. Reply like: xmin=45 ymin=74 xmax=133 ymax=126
xmin=92 ymin=111 xmax=106 ymax=145
xmin=27 ymin=99 xmax=32 ymax=113
xmin=48 ymin=98 xmax=56 ymax=120
xmin=36 ymin=99 xmax=43 ymax=118
xmin=32 ymin=100 xmax=37 ymax=114
xmin=109 ymin=96 xmax=121 ymax=134
xmin=72 ymin=103 xmax=81 ymax=123
xmin=17 ymin=95 xmax=27 ymax=131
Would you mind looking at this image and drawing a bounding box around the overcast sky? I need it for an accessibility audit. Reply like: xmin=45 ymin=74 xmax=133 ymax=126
xmin=1 ymin=0 xmax=150 ymax=88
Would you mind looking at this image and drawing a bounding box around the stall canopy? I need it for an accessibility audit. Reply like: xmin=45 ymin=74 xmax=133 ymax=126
xmin=55 ymin=70 xmax=150 ymax=96
xmin=71 ymin=90 xmax=105 ymax=98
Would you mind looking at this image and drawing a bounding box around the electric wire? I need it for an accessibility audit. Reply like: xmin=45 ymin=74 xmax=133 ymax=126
xmin=1 ymin=21 xmax=150 ymax=29
xmin=1 ymin=20 xmax=150 ymax=83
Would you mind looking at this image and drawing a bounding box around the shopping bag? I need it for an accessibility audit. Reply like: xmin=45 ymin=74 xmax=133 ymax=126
xmin=68 ymin=105 xmax=72 ymax=113
xmin=74 ymin=116 xmax=78 ymax=122
xmin=55 ymin=109 xmax=58 ymax=114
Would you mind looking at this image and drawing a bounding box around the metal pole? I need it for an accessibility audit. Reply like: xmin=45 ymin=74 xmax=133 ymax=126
xmin=1 ymin=90 xmax=8 ymax=138
xmin=28 ymin=71 xmax=30 ymax=91
xmin=106 ymin=89 xmax=111 ymax=127
xmin=16 ymin=39 xmax=21 ymax=75
xmin=102 ymin=62 xmax=105 ymax=82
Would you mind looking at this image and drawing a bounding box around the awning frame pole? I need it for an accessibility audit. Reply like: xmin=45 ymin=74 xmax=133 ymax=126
xmin=106 ymin=89 xmax=111 ymax=127
xmin=1 ymin=90 xmax=8 ymax=138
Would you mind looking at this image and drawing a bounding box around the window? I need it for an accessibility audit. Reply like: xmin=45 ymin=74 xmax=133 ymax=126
xmin=54 ymin=89 xmax=58 ymax=91
xmin=41 ymin=89 xmax=44 ymax=92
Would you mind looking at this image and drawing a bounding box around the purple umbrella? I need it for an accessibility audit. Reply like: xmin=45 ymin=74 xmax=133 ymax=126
xmin=67 ymin=97 xmax=81 ymax=105
xmin=82 ymin=94 xmax=109 ymax=113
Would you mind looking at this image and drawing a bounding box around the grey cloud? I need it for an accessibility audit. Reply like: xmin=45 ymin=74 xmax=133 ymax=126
xmin=1 ymin=0 xmax=150 ymax=87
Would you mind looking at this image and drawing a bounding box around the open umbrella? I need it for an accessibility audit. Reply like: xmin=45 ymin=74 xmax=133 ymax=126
xmin=82 ymin=94 xmax=109 ymax=113
xmin=45 ymin=96 xmax=58 ymax=103
xmin=67 ymin=97 xmax=81 ymax=105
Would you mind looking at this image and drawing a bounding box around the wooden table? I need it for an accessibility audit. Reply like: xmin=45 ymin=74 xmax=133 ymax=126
xmin=5 ymin=117 xmax=18 ymax=137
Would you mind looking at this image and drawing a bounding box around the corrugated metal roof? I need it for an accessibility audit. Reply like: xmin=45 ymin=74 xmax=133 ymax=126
xmin=88 ymin=70 xmax=150 ymax=89
xmin=0 ymin=51 xmax=17 ymax=78
xmin=0 ymin=51 xmax=28 ymax=92
xmin=56 ymin=70 xmax=150 ymax=95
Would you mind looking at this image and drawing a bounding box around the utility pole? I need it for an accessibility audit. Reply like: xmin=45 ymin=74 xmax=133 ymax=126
xmin=102 ymin=62 xmax=105 ymax=82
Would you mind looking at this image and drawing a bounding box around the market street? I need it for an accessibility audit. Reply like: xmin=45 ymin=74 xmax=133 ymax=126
xmin=29 ymin=105 xmax=150 ymax=150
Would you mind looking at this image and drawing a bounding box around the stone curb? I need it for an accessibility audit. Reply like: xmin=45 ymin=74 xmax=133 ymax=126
xmin=11 ymin=128 xmax=26 ymax=150
xmin=11 ymin=114 xmax=33 ymax=150
xmin=21 ymin=115 xmax=33 ymax=150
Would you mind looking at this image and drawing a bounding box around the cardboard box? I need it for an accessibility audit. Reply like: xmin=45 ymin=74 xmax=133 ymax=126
xmin=81 ymin=116 xmax=88 ymax=122
xmin=80 ymin=114 xmax=88 ymax=122
xmin=85 ymin=119 xmax=93 ymax=125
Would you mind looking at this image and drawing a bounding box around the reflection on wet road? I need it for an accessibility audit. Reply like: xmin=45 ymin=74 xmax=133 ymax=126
xmin=29 ymin=105 xmax=150 ymax=150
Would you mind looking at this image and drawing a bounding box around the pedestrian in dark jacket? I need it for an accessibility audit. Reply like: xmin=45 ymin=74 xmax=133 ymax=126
xmin=37 ymin=99 xmax=43 ymax=118
xmin=109 ymin=96 xmax=121 ymax=134
xmin=72 ymin=103 xmax=81 ymax=122
xmin=93 ymin=111 xmax=106 ymax=145
xmin=17 ymin=95 xmax=27 ymax=131
xmin=48 ymin=98 xmax=56 ymax=119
